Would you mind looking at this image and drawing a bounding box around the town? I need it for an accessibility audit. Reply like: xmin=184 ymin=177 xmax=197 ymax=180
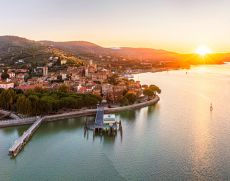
xmin=0 ymin=51 xmax=161 ymax=116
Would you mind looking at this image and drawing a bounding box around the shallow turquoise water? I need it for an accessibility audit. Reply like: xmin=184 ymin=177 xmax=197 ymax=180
xmin=0 ymin=64 xmax=230 ymax=180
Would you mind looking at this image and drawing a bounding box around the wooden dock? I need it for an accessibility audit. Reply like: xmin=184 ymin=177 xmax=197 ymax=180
xmin=9 ymin=117 xmax=43 ymax=157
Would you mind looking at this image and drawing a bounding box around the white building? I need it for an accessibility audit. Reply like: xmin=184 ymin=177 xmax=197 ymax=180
xmin=0 ymin=82 xmax=14 ymax=89
xmin=61 ymin=73 xmax=67 ymax=80
xmin=60 ymin=59 xmax=67 ymax=65
xmin=71 ymin=74 xmax=80 ymax=81
xmin=43 ymin=66 xmax=48 ymax=76
xmin=103 ymin=114 xmax=116 ymax=125
xmin=8 ymin=72 xmax=16 ymax=78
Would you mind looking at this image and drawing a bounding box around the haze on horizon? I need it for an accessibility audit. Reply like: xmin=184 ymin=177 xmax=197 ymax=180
xmin=0 ymin=0 xmax=230 ymax=53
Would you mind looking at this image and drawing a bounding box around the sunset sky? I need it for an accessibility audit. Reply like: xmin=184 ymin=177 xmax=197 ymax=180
xmin=0 ymin=0 xmax=230 ymax=53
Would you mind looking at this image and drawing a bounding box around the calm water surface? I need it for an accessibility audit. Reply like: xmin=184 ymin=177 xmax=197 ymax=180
xmin=0 ymin=64 xmax=230 ymax=180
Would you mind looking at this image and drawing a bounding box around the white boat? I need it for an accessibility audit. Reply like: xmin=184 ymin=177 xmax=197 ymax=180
xmin=123 ymin=74 xmax=134 ymax=79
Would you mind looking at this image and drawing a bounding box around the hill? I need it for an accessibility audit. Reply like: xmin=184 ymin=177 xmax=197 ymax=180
xmin=0 ymin=36 xmax=229 ymax=67
xmin=40 ymin=40 xmax=179 ymax=62
xmin=0 ymin=36 xmax=83 ymax=66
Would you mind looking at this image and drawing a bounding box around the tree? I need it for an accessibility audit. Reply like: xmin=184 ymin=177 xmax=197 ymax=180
xmin=40 ymin=96 xmax=59 ymax=113
xmin=119 ymin=96 xmax=129 ymax=106
xmin=0 ymin=89 xmax=17 ymax=110
xmin=59 ymin=97 xmax=80 ymax=109
xmin=16 ymin=95 xmax=32 ymax=115
xmin=108 ymin=74 xmax=119 ymax=85
xmin=142 ymin=84 xmax=148 ymax=89
xmin=0 ymin=88 xmax=4 ymax=94
xmin=58 ymin=84 xmax=69 ymax=93
xmin=149 ymin=85 xmax=161 ymax=94
xmin=83 ymin=94 xmax=101 ymax=108
xmin=124 ymin=92 xmax=137 ymax=105
xmin=0 ymin=86 xmax=105 ymax=116
xmin=1 ymin=72 xmax=9 ymax=80
xmin=24 ymin=73 xmax=30 ymax=82
xmin=143 ymin=88 xmax=155 ymax=100
xmin=28 ymin=95 xmax=40 ymax=115
xmin=57 ymin=75 xmax=62 ymax=81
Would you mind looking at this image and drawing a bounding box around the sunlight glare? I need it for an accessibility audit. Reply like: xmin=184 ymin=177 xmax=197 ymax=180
xmin=196 ymin=45 xmax=211 ymax=56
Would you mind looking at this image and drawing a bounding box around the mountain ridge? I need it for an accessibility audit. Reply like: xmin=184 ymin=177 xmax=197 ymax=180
xmin=0 ymin=35 xmax=230 ymax=64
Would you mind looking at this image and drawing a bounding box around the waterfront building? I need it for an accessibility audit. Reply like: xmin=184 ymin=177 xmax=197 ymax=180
xmin=8 ymin=72 xmax=16 ymax=78
xmin=16 ymin=73 xmax=25 ymax=79
xmin=0 ymin=82 xmax=14 ymax=89
xmin=127 ymin=81 xmax=142 ymax=96
xmin=103 ymin=114 xmax=116 ymax=125
xmin=60 ymin=59 xmax=67 ymax=65
xmin=108 ymin=85 xmax=127 ymax=102
xmin=16 ymin=84 xmax=38 ymax=91
xmin=43 ymin=66 xmax=48 ymax=76
xmin=61 ymin=73 xmax=67 ymax=80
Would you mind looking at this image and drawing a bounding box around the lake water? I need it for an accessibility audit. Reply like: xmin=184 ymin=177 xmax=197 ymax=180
xmin=0 ymin=64 xmax=230 ymax=180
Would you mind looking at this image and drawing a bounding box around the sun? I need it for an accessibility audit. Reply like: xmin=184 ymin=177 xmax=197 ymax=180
xmin=195 ymin=45 xmax=211 ymax=56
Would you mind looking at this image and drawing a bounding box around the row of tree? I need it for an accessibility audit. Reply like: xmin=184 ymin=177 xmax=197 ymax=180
xmin=119 ymin=84 xmax=161 ymax=106
xmin=143 ymin=85 xmax=161 ymax=99
xmin=119 ymin=92 xmax=138 ymax=106
xmin=0 ymin=88 xmax=102 ymax=116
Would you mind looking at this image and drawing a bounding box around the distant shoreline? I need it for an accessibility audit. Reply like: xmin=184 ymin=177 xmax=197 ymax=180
xmin=0 ymin=96 xmax=160 ymax=128
xmin=131 ymin=62 xmax=228 ymax=75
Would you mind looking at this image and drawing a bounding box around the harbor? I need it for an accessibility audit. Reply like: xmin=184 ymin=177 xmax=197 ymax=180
xmin=5 ymin=96 xmax=159 ymax=157
xmin=8 ymin=107 xmax=123 ymax=157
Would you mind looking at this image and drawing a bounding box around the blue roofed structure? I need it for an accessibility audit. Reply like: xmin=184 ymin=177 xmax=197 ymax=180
xmin=95 ymin=106 xmax=104 ymax=128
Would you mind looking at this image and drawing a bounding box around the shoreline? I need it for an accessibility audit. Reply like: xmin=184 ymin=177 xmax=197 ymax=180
xmin=130 ymin=62 xmax=229 ymax=75
xmin=0 ymin=96 xmax=160 ymax=128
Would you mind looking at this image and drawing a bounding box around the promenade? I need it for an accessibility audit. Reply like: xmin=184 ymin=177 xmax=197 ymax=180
xmin=0 ymin=96 xmax=160 ymax=128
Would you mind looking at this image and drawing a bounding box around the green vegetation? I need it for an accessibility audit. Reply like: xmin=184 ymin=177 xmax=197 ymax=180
xmin=119 ymin=97 xmax=129 ymax=106
xmin=120 ymin=92 xmax=137 ymax=106
xmin=1 ymin=69 xmax=9 ymax=80
xmin=108 ymin=74 xmax=120 ymax=85
xmin=143 ymin=84 xmax=161 ymax=99
xmin=0 ymin=36 xmax=85 ymax=68
xmin=0 ymin=88 xmax=102 ymax=116
xmin=143 ymin=88 xmax=155 ymax=99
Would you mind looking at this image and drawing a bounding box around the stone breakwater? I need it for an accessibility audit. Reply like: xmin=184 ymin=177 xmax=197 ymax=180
xmin=0 ymin=109 xmax=21 ymax=120
xmin=0 ymin=96 xmax=160 ymax=128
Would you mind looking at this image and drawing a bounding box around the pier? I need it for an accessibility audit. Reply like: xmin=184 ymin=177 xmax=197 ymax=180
xmin=9 ymin=117 xmax=43 ymax=157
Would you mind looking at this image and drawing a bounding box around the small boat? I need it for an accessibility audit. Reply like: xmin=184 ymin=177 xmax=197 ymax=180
xmin=123 ymin=74 xmax=134 ymax=79
xmin=210 ymin=103 xmax=213 ymax=111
